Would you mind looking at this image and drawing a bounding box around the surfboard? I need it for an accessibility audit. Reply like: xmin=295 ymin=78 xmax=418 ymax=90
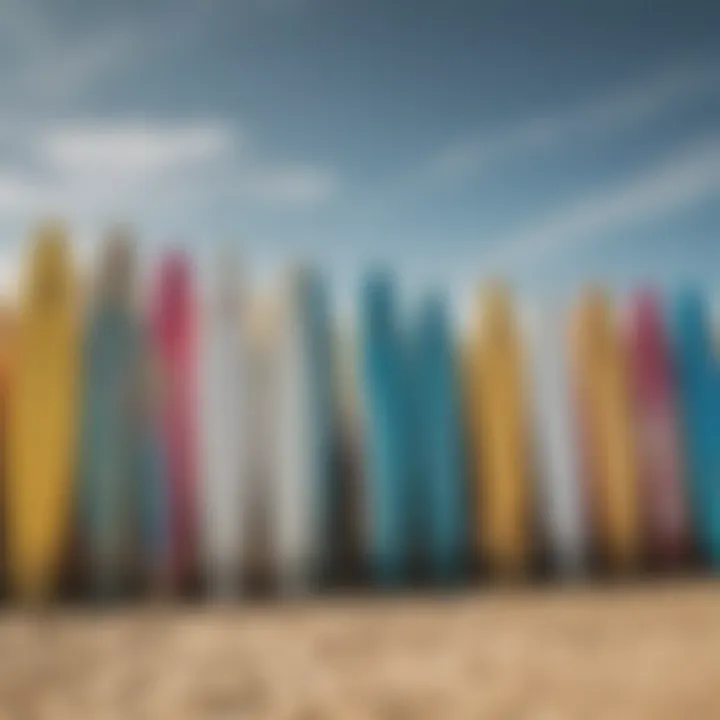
xmin=198 ymin=255 xmax=249 ymax=598
xmin=78 ymin=231 xmax=144 ymax=598
xmin=627 ymin=290 xmax=688 ymax=568
xmin=525 ymin=302 xmax=587 ymax=577
xmin=244 ymin=294 xmax=281 ymax=591
xmin=272 ymin=270 xmax=314 ymax=594
xmin=673 ymin=291 xmax=720 ymax=567
xmin=304 ymin=271 xmax=335 ymax=584
xmin=413 ymin=294 xmax=466 ymax=582
xmin=6 ymin=222 xmax=79 ymax=602
xmin=271 ymin=268 xmax=334 ymax=593
xmin=0 ymin=306 xmax=14 ymax=422
xmin=468 ymin=283 xmax=530 ymax=578
xmin=360 ymin=271 xmax=409 ymax=586
xmin=571 ymin=289 xmax=640 ymax=573
xmin=151 ymin=252 xmax=197 ymax=591
xmin=332 ymin=321 xmax=365 ymax=584
xmin=0 ymin=305 xmax=15 ymax=586
xmin=135 ymin=342 xmax=170 ymax=594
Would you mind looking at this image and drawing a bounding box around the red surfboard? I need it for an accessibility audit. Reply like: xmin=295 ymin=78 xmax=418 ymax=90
xmin=627 ymin=290 xmax=689 ymax=567
xmin=151 ymin=252 xmax=197 ymax=590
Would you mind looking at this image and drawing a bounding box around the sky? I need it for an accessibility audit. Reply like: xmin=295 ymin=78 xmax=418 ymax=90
xmin=0 ymin=0 xmax=718 ymax=306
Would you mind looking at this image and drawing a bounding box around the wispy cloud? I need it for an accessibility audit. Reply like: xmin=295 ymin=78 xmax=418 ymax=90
xmin=237 ymin=164 xmax=339 ymax=207
xmin=427 ymin=59 xmax=720 ymax=183
xmin=0 ymin=1 xmax=235 ymax=111
xmin=0 ymin=117 xmax=338 ymax=228
xmin=0 ymin=173 xmax=38 ymax=213
xmin=0 ymin=1 xmax=339 ymax=226
xmin=0 ymin=0 xmax=321 ymax=110
xmin=39 ymin=121 xmax=235 ymax=178
xmin=0 ymin=3 xmax=152 ymax=107
xmin=480 ymin=135 xmax=720 ymax=272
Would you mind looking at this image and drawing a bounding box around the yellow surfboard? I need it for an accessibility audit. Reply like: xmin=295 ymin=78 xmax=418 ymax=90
xmin=0 ymin=304 xmax=15 ymax=581
xmin=571 ymin=289 xmax=640 ymax=572
xmin=468 ymin=283 xmax=530 ymax=577
xmin=0 ymin=305 xmax=15 ymax=389
xmin=6 ymin=223 xmax=79 ymax=602
xmin=0 ymin=304 xmax=15 ymax=445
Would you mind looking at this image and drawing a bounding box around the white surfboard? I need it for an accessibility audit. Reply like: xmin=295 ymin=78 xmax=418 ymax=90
xmin=333 ymin=319 xmax=365 ymax=583
xmin=271 ymin=267 xmax=331 ymax=594
xmin=198 ymin=256 xmax=249 ymax=598
xmin=525 ymin=301 xmax=587 ymax=577
xmin=243 ymin=293 xmax=281 ymax=590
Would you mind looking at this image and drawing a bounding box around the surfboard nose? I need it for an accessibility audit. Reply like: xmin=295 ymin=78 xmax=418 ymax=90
xmin=158 ymin=252 xmax=193 ymax=303
xmin=98 ymin=226 xmax=136 ymax=304
xmin=26 ymin=221 xmax=72 ymax=307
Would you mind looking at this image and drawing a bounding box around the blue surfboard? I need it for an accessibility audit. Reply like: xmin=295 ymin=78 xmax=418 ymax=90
xmin=412 ymin=295 xmax=466 ymax=583
xmin=673 ymin=291 xmax=720 ymax=568
xmin=78 ymin=235 xmax=144 ymax=598
xmin=360 ymin=271 xmax=409 ymax=586
xmin=134 ymin=348 xmax=170 ymax=594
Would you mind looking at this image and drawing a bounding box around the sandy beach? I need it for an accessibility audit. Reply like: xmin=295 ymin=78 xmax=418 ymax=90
xmin=0 ymin=581 xmax=719 ymax=718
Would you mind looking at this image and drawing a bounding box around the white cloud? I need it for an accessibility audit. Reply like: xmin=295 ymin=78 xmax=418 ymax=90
xmin=480 ymin=135 xmax=720 ymax=272
xmin=239 ymin=164 xmax=339 ymax=207
xmin=428 ymin=59 xmax=720 ymax=183
xmin=33 ymin=119 xmax=337 ymax=210
xmin=39 ymin=122 xmax=234 ymax=178
xmin=0 ymin=117 xmax=338 ymax=229
xmin=0 ymin=173 xmax=39 ymax=212
xmin=0 ymin=1 xmax=340 ymax=215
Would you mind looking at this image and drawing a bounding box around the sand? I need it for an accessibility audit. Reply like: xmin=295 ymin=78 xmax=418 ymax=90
xmin=0 ymin=581 xmax=718 ymax=718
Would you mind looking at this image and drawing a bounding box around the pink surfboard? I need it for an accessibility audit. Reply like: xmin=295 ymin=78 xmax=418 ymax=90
xmin=151 ymin=252 xmax=198 ymax=590
xmin=627 ymin=290 xmax=688 ymax=567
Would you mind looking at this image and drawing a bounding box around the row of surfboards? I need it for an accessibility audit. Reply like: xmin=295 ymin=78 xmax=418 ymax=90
xmin=1 ymin=222 xmax=719 ymax=603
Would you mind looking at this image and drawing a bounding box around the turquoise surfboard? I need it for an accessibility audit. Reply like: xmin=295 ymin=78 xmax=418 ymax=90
xmin=135 ymin=373 xmax=169 ymax=594
xmin=79 ymin=235 xmax=144 ymax=598
xmin=412 ymin=295 xmax=466 ymax=583
xmin=360 ymin=271 xmax=409 ymax=586
xmin=673 ymin=291 xmax=720 ymax=567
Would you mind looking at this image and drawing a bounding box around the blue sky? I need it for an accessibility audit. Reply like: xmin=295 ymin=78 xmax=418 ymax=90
xmin=0 ymin=0 xmax=718 ymax=303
